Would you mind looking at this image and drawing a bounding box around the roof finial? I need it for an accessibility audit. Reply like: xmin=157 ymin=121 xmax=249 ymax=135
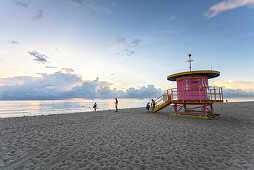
xmin=187 ymin=54 xmax=193 ymax=71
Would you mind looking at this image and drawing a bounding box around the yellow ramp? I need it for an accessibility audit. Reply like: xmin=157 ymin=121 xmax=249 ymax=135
xmin=152 ymin=101 xmax=172 ymax=113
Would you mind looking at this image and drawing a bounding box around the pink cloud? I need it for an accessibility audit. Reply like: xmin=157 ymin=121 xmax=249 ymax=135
xmin=205 ymin=0 xmax=254 ymax=18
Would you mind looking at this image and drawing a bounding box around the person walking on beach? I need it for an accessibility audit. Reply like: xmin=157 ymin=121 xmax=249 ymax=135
xmin=93 ymin=102 xmax=97 ymax=111
xmin=151 ymin=99 xmax=156 ymax=112
xmin=115 ymin=98 xmax=118 ymax=112
xmin=146 ymin=102 xmax=150 ymax=113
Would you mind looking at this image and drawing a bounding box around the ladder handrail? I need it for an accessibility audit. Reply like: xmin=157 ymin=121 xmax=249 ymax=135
xmin=154 ymin=93 xmax=172 ymax=107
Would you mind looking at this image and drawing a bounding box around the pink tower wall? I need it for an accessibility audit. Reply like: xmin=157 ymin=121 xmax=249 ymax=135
xmin=177 ymin=75 xmax=209 ymax=100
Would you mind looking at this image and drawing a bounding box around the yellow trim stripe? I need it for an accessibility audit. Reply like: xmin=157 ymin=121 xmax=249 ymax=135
xmin=167 ymin=70 xmax=220 ymax=81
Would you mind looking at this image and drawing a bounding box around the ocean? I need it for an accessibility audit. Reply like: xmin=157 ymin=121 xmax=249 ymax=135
xmin=0 ymin=99 xmax=150 ymax=118
xmin=0 ymin=98 xmax=253 ymax=118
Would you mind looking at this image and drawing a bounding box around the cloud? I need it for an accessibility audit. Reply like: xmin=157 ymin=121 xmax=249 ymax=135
xmin=0 ymin=71 xmax=162 ymax=100
xmin=224 ymin=89 xmax=254 ymax=97
xmin=33 ymin=9 xmax=43 ymax=21
xmin=14 ymin=0 xmax=30 ymax=8
xmin=117 ymin=37 xmax=141 ymax=47
xmin=70 ymin=0 xmax=112 ymax=14
xmin=117 ymin=36 xmax=127 ymax=45
xmin=123 ymin=49 xmax=135 ymax=56
xmin=61 ymin=68 xmax=75 ymax=74
xmin=116 ymin=36 xmax=142 ymax=57
xmin=9 ymin=40 xmax=19 ymax=44
xmin=212 ymin=80 xmax=254 ymax=92
xmin=71 ymin=0 xmax=83 ymax=6
xmin=0 ymin=76 xmax=32 ymax=86
xmin=212 ymin=80 xmax=254 ymax=97
xmin=70 ymin=78 xmax=162 ymax=99
xmin=125 ymin=85 xmax=163 ymax=98
xmin=1 ymin=72 xmax=253 ymax=100
xmin=205 ymin=0 xmax=254 ymax=18
xmin=168 ymin=16 xmax=176 ymax=21
xmin=29 ymin=50 xmax=49 ymax=64
xmin=130 ymin=39 xmax=141 ymax=47
xmin=0 ymin=71 xmax=83 ymax=100
xmin=45 ymin=66 xmax=57 ymax=69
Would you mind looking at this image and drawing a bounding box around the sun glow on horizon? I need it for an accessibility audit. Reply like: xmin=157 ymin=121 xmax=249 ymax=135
xmin=212 ymin=80 xmax=254 ymax=92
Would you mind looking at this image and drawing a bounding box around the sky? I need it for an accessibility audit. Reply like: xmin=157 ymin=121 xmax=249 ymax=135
xmin=0 ymin=0 xmax=254 ymax=100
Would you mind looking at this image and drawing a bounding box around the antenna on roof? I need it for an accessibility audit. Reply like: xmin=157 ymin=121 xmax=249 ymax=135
xmin=187 ymin=54 xmax=193 ymax=71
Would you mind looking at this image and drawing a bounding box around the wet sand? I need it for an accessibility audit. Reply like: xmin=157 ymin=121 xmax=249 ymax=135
xmin=0 ymin=102 xmax=254 ymax=169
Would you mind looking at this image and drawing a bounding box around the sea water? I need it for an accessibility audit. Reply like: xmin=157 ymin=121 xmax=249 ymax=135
xmin=0 ymin=99 xmax=150 ymax=118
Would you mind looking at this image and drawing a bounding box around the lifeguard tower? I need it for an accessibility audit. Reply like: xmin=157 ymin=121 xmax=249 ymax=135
xmin=151 ymin=54 xmax=223 ymax=119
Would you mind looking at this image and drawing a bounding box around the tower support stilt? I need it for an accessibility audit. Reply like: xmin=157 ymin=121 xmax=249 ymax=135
xmin=171 ymin=103 xmax=218 ymax=119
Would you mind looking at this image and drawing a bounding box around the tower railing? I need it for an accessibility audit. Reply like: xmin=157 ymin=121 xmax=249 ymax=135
xmin=166 ymin=86 xmax=223 ymax=103
xmin=153 ymin=86 xmax=223 ymax=109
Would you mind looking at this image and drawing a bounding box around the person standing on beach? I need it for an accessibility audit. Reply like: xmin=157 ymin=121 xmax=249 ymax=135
xmin=115 ymin=98 xmax=118 ymax=112
xmin=151 ymin=99 xmax=156 ymax=112
xmin=146 ymin=102 xmax=150 ymax=113
xmin=93 ymin=102 xmax=97 ymax=111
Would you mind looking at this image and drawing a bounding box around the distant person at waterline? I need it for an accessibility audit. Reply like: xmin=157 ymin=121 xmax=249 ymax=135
xmin=93 ymin=102 xmax=97 ymax=111
xmin=115 ymin=98 xmax=118 ymax=112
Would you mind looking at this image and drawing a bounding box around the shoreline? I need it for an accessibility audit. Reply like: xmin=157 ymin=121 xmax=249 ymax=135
xmin=0 ymin=102 xmax=253 ymax=169
xmin=0 ymin=107 xmax=145 ymax=119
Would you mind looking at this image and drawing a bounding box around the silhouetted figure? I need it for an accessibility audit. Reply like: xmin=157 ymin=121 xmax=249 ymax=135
xmin=115 ymin=98 xmax=118 ymax=112
xmin=93 ymin=102 xmax=97 ymax=111
xmin=146 ymin=102 xmax=150 ymax=113
xmin=151 ymin=99 xmax=156 ymax=112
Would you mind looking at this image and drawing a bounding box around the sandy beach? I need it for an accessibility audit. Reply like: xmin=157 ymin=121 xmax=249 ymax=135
xmin=0 ymin=102 xmax=254 ymax=169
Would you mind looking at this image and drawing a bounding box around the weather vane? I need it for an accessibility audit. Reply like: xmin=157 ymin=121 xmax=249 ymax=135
xmin=187 ymin=54 xmax=194 ymax=71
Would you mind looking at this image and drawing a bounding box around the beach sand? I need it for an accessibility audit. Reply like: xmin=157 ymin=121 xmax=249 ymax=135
xmin=0 ymin=102 xmax=254 ymax=169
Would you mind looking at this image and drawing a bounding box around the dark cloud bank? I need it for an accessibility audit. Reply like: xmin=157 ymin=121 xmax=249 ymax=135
xmin=223 ymin=89 xmax=254 ymax=98
xmin=0 ymin=71 xmax=162 ymax=100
